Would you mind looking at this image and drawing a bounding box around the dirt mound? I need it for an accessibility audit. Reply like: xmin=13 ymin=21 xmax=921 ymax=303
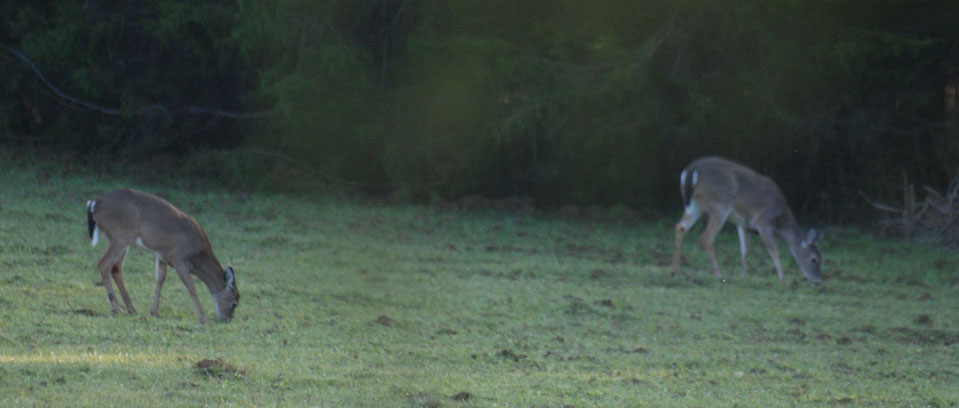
xmin=194 ymin=358 xmax=245 ymax=377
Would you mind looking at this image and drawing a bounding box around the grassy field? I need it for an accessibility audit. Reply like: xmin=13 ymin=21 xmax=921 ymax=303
xmin=1 ymin=162 xmax=958 ymax=407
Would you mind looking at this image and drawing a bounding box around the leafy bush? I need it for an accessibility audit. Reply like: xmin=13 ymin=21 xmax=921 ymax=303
xmin=3 ymin=0 xmax=958 ymax=220
xmin=1 ymin=0 xmax=259 ymax=155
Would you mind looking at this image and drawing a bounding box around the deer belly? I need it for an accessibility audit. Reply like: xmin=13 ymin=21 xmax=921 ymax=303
xmin=727 ymin=211 xmax=762 ymax=231
xmin=136 ymin=237 xmax=168 ymax=263
xmin=728 ymin=212 xmax=748 ymax=228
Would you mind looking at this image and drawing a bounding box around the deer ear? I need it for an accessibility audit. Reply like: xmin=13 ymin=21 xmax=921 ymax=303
xmin=225 ymin=267 xmax=235 ymax=289
xmin=803 ymin=229 xmax=824 ymax=247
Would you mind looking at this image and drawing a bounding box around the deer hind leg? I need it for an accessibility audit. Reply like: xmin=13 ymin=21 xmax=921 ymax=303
xmin=150 ymin=258 xmax=168 ymax=317
xmin=700 ymin=210 xmax=731 ymax=278
xmin=108 ymin=247 xmax=138 ymax=314
xmin=737 ymin=226 xmax=751 ymax=277
xmin=171 ymin=260 xmax=208 ymax=324
xmin=757 ymin=226 xmax=786 ymax=283
xmin=672 ymin=201 xmax=704 ymax=274
xmin=97 ymin=244 xmax=129 ymax=314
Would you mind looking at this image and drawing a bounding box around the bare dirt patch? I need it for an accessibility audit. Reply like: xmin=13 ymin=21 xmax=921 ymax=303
xmin=889 ymin=327 xmax=959 ymax=345
xmin=407 ymin=392 xmax=443 ymax=408
xmin=194 ymin=358 xmax=245 ymax=377
xmin=451 ymin=391 xmax=473 ymax=401
xmin=825 ymin=270 xmax=868 ymax=284
xmin=497 ymin=348 xmax=527 ymax=362
xmin=448 ymin=195 xmax=535 ymax=215
xmin=73 ymin=308 xmax=98 ymax=317
xmin=932 ymin=258 xmax=954 ymax=271
xmin=435 ymin=328 xmax=458 ymax=336
xmin=893 ymin=274 xmax=927 ymax=287
xmin=375 ymin=315 xmax=395 ymax=327
xmin=563 ymin=243 xmax=625 ymax=263
xmin=259 ymin=235 xmax=290 ymax=248
xmin=594 ymin=299 xmax=614 ymax=308
xmin=39 ymin=245 xmax=70 ymax=256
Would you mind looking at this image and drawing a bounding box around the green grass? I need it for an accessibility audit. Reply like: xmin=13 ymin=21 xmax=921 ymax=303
xmin=1 ymin=163 xmax=958 ymax=407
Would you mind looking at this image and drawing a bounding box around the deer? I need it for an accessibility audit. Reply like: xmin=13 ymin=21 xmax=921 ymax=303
xmin=671 ymin=157 xmax=824 ymax=285
xmin=86 ymin=189 xmax=239 ymax=323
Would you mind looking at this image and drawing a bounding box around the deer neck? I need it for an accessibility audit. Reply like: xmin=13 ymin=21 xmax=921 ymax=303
xmin=191 ymin=253 xmax=227 ymax=293
xmin=775 ymin=213 xmax=807 ymax=255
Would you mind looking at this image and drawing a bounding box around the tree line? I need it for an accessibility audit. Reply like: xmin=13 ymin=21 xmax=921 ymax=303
xmin=3 ymin=0 xmax=958 ymax=222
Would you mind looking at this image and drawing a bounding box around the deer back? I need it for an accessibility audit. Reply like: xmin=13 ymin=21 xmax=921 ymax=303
xmin=685 ymin=157 xmax=794 ymax=227
xmin=93 ymin=190 xmax=218 ymax=273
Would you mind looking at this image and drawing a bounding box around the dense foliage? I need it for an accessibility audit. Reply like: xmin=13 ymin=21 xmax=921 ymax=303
xmin=3 ymin=0 xmax=959 ymax=220
xmin=1 ymin=0 xmax=260 ymax=155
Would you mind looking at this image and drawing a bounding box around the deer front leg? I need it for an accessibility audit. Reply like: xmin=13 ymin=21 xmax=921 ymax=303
xmin=172 ymin=261 xmax=207 ymax=324
xmin=758 ymin=227 xmax=786 ymax=283
xmin=700 ymin=211 xmax=730 ymax=278
xmin=151 ymin=258 xmax=168 ymax=317
xmin=737 ymin=226 xmax=751 ymax=277
xmin=672 ymin=222 xmax=687 ymax=274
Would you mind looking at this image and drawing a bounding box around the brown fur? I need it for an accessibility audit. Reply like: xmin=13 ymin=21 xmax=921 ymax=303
xmin=671 ymin=157 xmax=824 ymax=284
xmin=87 ymin=189 xmax=238 ymax=322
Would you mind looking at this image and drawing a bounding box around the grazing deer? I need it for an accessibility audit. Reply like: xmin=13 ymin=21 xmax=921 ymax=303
xmin=86 ymin=189 xmax=239 ymax=323
xmin=671 ymin=157 xmax=824 ymax=285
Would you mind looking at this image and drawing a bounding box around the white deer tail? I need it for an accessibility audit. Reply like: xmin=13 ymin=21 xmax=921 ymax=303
xmin=87 ymin=200 xmax=99 ymax=247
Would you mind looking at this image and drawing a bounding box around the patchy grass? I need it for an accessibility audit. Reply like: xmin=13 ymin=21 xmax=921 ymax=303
xmin=1 ymin=162 xmax=958 ymax=407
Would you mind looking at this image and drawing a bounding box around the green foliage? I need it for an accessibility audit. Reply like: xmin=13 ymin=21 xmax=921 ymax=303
xmin=3 ymin=0 xmax=959 ymax=218
xmin=3 ymin=164 xmax=959 ymax=406
xmin=1 ymin=0 xmax=257 ymax=155
xmin=232 ymin=0 xmax=959 ymax=216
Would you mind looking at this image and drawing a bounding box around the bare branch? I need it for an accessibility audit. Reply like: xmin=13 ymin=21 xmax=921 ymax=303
xmin=867 ymin=170 xmax=959 ymax=247
xmin=4 ymin=46 xmax=273 ymax=120
xmin=4 ymin=46 xmax=122 ymax=115
xmin=180 ymin=106 xmax=274 ymax=119
xmin=0 ymin=132 xmax=51 ymax=142
xmin=859 ymin=190 xmax=901 ymax=213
